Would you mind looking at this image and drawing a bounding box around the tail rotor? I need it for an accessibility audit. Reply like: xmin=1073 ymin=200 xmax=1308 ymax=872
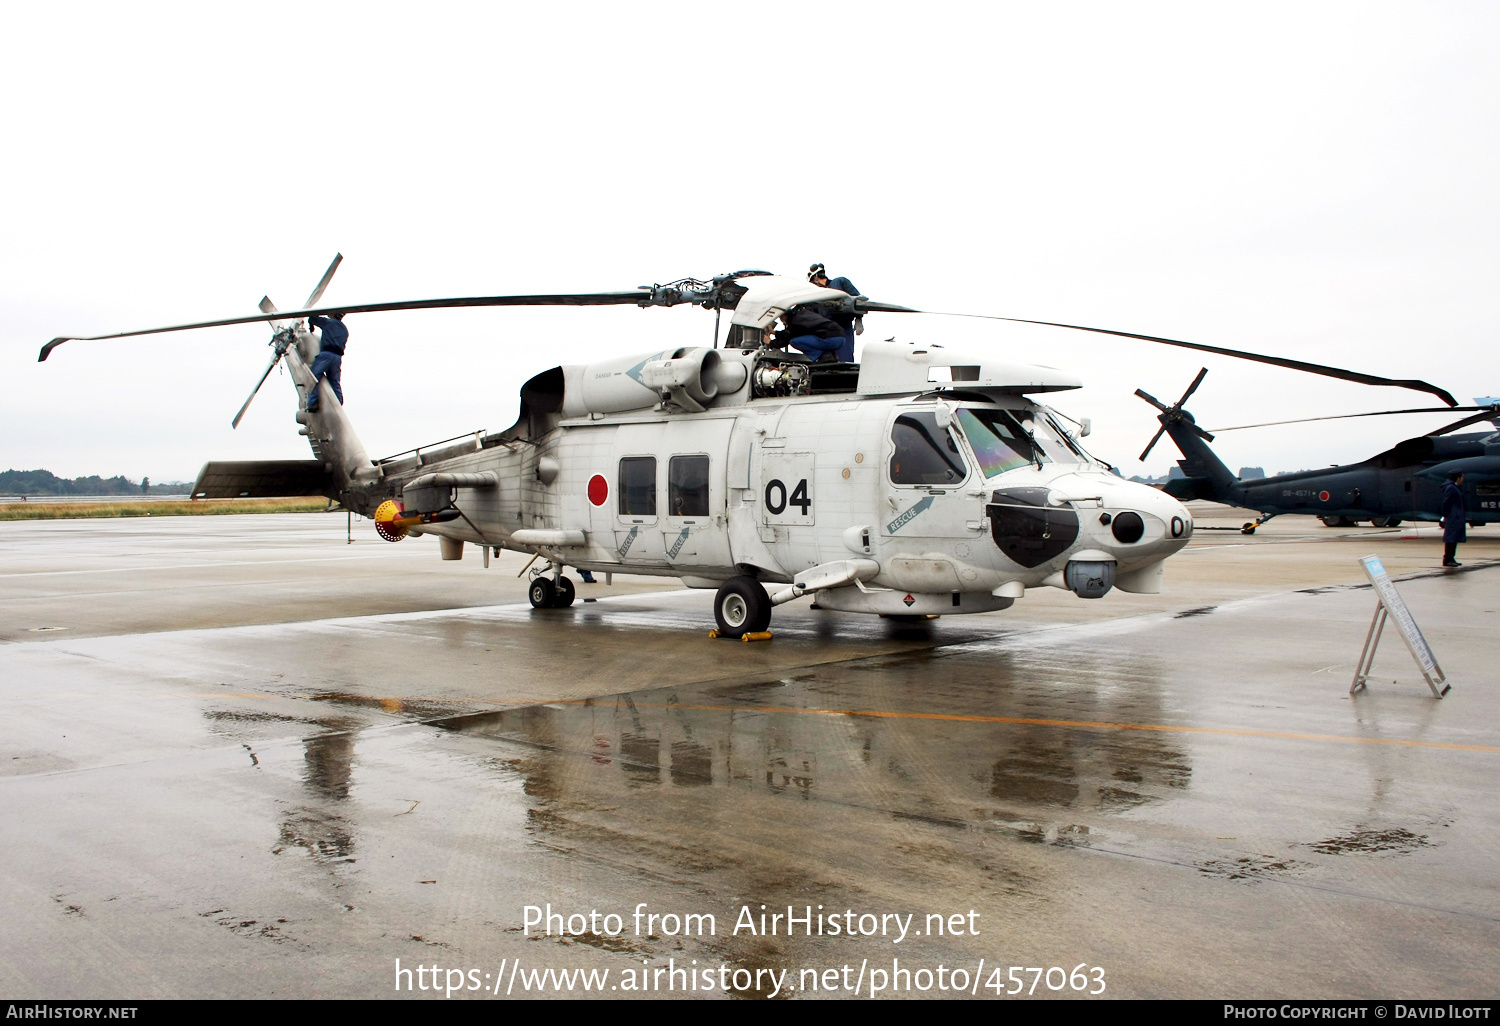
xmin=1136 ymin=367 xmax=1215 ymax=462
xmin=231 ymin=254 xmax=342 ymax=428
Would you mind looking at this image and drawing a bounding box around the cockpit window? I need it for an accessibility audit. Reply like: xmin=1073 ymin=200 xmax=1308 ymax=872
xmin=1030 ymin=413 xmax=1084 ymax=464
xmin=956 ymin=408 xmax=1045 ymax=476
xmin=1041 ymin=413 xmax=1090 ymax=461
xmin=890 ymin=412 xmax=967 ymax=485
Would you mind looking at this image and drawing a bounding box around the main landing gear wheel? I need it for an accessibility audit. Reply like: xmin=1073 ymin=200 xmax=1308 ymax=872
xmin=1370 ymin=516 xmax=1402 ymax=528
xmin=554 ymin=576 xmax=576 ymax=608
xmin=528 ymin=577 xmax=556 ymax=609
xmin=714 ymin=576 xmax=771 ymax=638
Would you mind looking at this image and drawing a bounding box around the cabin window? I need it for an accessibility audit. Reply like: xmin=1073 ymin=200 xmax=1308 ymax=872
xmin=956 ymin=408 xmax=1044 ymax=476
xmin=890 ymin=412 xmax=967 ymax=485
xmin=618 ymin=457 xmax=656 ymax=515
xmin=668 ymin=455 xmax=711 ymax=517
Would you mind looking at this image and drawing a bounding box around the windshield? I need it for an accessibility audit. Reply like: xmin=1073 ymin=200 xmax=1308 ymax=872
xmin=956 ymin=407 xmax=1080 ymax=478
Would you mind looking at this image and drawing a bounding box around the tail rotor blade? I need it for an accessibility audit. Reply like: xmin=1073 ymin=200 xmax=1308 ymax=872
xmin=1139 ymin=426 xmax=1167 ymax=463
xmin=258 ymin=295 xmax=294 ymax=333
xmin=232 ymin=350 xmax=284 ymax=429
xmin=1135 ymin=388 xmax=1169 ymax=412
xmin=1178 ymin=367 xmax=1210 ymax=406
xmin=302 ymin=253 xmax=343 ymax=310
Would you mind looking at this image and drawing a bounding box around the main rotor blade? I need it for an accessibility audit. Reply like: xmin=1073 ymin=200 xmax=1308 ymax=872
xmin=231 ymin=349 xmax=284 ymax=429
xmin=1210 ymin=406 xmax=1490 ymax=432
xmin=913 ymin=311 xmax=1459 ymax=407
xmin=40 ymin=291 xmax=656 ymax=360
xmin=302 ymin=253 xmax=343 ymax=310
xmin=40 ymin=278 xmax=1459 ymax=413
xmin=857 ymin=299 xmax=921 ymax=314
xmin=1426 ymin=410 xmax=1500 ymax=437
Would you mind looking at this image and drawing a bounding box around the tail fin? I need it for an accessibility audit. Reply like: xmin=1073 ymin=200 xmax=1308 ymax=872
xmin=1160 ymin=409 xmax=1240 ymax=498
xmin=285 ymin=333 xmax=374 ymax=497
xmin=1136 ymin=371 xmax=1240 ymax=503
xmin=232 ymin=255 xmax=374 ymax=504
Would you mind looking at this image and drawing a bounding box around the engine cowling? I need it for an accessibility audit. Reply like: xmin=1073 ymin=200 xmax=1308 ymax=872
xmin=560 ymin=347 xmax=747 ymax=417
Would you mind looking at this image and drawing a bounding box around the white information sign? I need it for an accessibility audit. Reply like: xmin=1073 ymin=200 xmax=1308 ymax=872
xmin=1351 ymin=555 xmax=1449 ymax=698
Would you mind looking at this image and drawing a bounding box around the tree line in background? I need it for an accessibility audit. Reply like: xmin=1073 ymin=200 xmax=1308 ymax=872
xmin=0 ymin=469 xmax=194 ymax=496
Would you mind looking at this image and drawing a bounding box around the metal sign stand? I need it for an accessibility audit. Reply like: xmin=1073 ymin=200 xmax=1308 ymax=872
xmin=1351 ymin=555 xmax=1449 ymax=698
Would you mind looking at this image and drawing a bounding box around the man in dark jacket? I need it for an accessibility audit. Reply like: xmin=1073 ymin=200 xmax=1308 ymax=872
xmin=772 ymin=303 xmax=848 ymax=361
xmin=306 ymin=312 xmax=348 ymax=413
xmin=1441 ymin=471 xmax=1466 ymax=567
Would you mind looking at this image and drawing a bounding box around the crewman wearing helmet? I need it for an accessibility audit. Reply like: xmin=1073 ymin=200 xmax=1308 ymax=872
xmin=808 ymin=263 xmax=861 ymax=362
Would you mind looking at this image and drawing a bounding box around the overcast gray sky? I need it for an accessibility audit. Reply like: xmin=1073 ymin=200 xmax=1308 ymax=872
xmin=3 ymin=1 xmax=1496 ymax=483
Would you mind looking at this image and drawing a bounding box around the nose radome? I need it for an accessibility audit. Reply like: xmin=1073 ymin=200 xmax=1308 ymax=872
xmin=1114 ymin=479 xmax=1186 ymax=516
xmin=1102 ymin=481 xmax=1193 ymax=546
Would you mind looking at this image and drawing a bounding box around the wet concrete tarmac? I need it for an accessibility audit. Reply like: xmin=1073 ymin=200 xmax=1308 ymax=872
xmin=2 ymin=510 xmax=1498 ymax=998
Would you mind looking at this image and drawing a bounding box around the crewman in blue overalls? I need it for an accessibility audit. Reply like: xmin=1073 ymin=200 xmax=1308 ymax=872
xmin=306 ymin=312 xmax=348 ymax=413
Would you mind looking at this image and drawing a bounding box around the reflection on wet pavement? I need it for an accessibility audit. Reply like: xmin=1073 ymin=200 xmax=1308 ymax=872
xmin=303 ymin=725 xmax=358 ymax=803
xmin=432 ymin=640 xmax=1195 ymax=852
xmin=1306 ymin=827 xmax=1436 ymax=856
xmin=203 ymin=707 xmax=365 ymax=866
xmin=5 ymin=516 xmax=1500 ymax=997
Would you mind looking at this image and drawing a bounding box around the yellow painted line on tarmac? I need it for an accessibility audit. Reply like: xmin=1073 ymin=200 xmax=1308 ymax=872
xmin=184 ymin=691 xmax=1500 ymax=755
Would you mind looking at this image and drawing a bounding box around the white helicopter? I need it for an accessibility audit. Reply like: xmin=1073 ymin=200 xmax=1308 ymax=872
xmin=40 ymin=260 xmax=1457 ymax=637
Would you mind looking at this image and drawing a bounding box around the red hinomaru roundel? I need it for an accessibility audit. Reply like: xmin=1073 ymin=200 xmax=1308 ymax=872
xmin=588 ymin=474 xmax=609 ymax=506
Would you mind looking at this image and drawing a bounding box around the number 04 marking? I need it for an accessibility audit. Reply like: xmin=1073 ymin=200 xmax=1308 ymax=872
xmin=764 ymin=478 xmax=811 ymax=516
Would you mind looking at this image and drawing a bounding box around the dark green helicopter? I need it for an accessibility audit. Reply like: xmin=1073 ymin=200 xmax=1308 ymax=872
xmin=1140 ymin=370 xmax=1500 ymax=535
